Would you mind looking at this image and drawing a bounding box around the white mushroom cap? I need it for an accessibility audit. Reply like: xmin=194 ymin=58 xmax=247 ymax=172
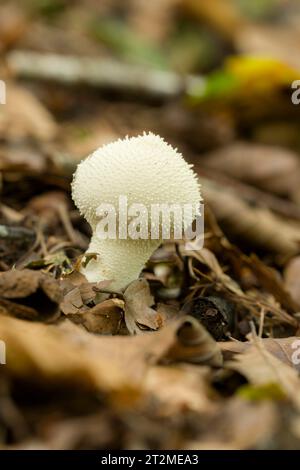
xmin=72 ymin=132 xmax=201 ymax=290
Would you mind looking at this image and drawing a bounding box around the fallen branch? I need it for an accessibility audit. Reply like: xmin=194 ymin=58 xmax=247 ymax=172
xmin=0 ymin=224 xmax=35 ymax=243
xmin=7 ymin=50 xmax=205 ymax=99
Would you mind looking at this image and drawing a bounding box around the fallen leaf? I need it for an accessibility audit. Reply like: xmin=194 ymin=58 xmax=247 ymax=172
xmin=0 ymin=315 xmax=139 ymax=396
xmin=0 ymin=269 xmax=62 ymax=320
xmin=123 ymin=279 xmax=163 ymax=334
xmin=75 ymin=299 xmax=125 ymax=335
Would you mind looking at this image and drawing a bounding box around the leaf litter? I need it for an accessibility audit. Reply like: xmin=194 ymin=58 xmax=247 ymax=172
xmin=1 ymin=0 xmax=300 ymax=451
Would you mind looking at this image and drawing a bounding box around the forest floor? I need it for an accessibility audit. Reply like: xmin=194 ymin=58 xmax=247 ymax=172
xmin=1 ymin=0 xmax=300 ymax=450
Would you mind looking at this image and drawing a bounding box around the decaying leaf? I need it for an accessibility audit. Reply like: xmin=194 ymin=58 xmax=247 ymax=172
xmin=0 ymin=314 xmax=222 ymax=401
xmin=157 ymin=316 xmax=223 ymax=367
xmin=284 ymin=256 xmax=300 ymax=309
xmin=72 ymin=299 xmax=125 ymax=335
xmin=123 ymin=279 xmax=164 ymax=334
xmin=59 ymin=314 xmax=223 ymax=371
xmin=60 ymin=272 xmax=111 ymax=316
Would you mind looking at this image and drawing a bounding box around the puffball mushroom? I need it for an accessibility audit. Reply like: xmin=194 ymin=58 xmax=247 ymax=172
xmin=72 ymin=133 xmax=201 ymax=290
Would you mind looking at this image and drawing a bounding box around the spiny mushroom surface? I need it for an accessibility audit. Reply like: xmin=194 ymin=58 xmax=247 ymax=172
xmin=72 ymin=133 xmax=201 ymax=290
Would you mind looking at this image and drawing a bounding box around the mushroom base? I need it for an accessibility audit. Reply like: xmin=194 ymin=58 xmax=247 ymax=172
xmin=80 ymin=234 xmax=161 ymax=291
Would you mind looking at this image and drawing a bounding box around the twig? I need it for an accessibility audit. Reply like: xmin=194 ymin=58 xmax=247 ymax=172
xmin=7 ymin=50 xmax=205 ymax=99
xmin=258 ymin=308 xmax=265 ymax=338
xmin=0 ymin=224 xmax=35 ymax=242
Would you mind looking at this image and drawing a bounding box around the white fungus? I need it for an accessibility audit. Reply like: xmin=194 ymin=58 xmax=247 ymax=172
xmin=72 ymin=133 xmax=201 ymax=290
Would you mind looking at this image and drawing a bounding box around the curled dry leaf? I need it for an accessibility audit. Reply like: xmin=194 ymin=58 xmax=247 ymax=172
xmin=183 ymin=295 xmax=234 ymax=340
xmin=72 ymin=299 xmax=125 ymax=335
xmin=0 ymin=269 xmax=62 ymax=320
xmin=0 ymin=314 xmax=221 ymax=402
xmin=61 ymin=272 xmax=126 ymax=334
xmin=59 ymin=315 xmax=223 ymax=374
xmin=185 ymin=243 xmax=297 ymax=329
xmin=123 ymin=279 xmax=164 ymax=334
xmin=156 ymin=316 xmax=223 ymax=367
xmin=60 ymin=272 xmax=110 ymax=315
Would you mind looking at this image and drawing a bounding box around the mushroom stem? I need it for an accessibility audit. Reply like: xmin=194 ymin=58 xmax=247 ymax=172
xmin=82 ymin=234 xmax=160 ymax=290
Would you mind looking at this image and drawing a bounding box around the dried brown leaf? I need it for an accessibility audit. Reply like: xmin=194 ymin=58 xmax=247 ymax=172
xmin=123 ymin=279 xmax=163 ymax=334
xmin=0 ymin=315 xmax=138 ymax=396
xmin=0 ymin=269 xmax=62 ymax=319
xmin=78 ymin=299 xmax=125 ymax=335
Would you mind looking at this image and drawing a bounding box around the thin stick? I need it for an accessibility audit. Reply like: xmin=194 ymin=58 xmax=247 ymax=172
xmin=7 ymin=50 xmax=205 ymax=99
xmin=258 ymin=308 xmax=265 ymax=338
